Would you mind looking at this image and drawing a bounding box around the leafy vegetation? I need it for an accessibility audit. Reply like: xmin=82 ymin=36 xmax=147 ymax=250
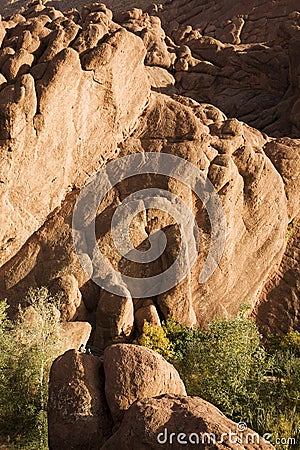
xmin=137 ymin=315 xmax=300 ymax=449
xmin=0 ymin=288 xmax=64 ymax=449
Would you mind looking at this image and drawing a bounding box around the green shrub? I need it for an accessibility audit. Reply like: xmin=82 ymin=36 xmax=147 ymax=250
xmin=0 ymin=287 xmax=64 ymax=449
xmin=134 ymin=320 xmax=174 ymax=360
xmin=136 ymin=313 xmax=300 ymax=449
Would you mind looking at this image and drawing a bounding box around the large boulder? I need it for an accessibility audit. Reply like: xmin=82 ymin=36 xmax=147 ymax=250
xmin=102 ymin=394 xmax=274 ymax=449
xmin=48 ymin=349 xmax=112 ymax=450
xmin=103 ymin=344 xmax=187 ymax=423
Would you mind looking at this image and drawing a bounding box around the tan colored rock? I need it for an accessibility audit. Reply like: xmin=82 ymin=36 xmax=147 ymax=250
xmin=39 ymin=20 xmax=80 ymax=63
xmin=48 ymin=349 xmax=112 ymax=449
xmin=135 ymin=300 xmax=161 ymax=334
xmin=102 ymin=395 xmax=274 ymax=450
xmin=1 ymin=48 xmax=34 ymax=81
xmin=254 ymin=214 xmax=300 ymax=336
xmin=60 ymin=321 xmax=92 ymax=353
xmin=94 ymin=279 xmax=134 ymax=349
xmin=0 ymin=6 xmax=150 ymax=267
xmin=264 ymin=137 xmax=300 ymax=221
xmin=0 ymin=73 xmax=6 ymax=89
xmin=103 ymin=344 xmax=187 ymax=423
xmin=49 ymin=273 xmax=86 ymax=321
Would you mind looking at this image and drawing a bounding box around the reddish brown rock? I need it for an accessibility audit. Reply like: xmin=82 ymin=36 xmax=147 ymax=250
xmin=60 ymin=321 xmax=92 ymax=353
xmin=103 ymin=344 xmax=187 ymax=423
xmin=254 ymin=215 xmax=300 ymax=336
xmin=102 ymin=395 xmax=274 ymax=449
xmin=264 ymin=138 xmax=300 ymax=221
xmin=0 ymin=92 xmax=290 ymax=335
xmin=134 ymin=299 xmax=161 ymax=334
xmin=48 ymin=349 xmax=112 ymax=450
xmin=49 ymin=274 xmax=86 ymax=321
xmin=0 ymin=5 xmax=150 ymax=267
xmin=94 ymin=280 xmax=134 ymax=349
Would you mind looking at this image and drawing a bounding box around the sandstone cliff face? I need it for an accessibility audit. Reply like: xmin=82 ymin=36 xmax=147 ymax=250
xmin=0 ymin=91 xmax=291 ymax=346
xmin=48 ymin=349 xmax=112 ymax=449
xmin=0 ymin=3 xmax=150 ymax=267
xmin=0 ymin=0 xmax=299 ymax=345
xmin=154 ymin=1 xmax=300 ymax=137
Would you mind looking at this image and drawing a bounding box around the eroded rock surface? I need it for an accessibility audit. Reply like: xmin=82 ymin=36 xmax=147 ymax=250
xmin=48 ymin=349 xmax=112 ymax=449
xmin=102 ymin=394 xmax=274 ymax=449
xmin=103 ymin=344 xmax=187 ymax=423
xmin=0 ymin=0 xmax=298 ymax=358
xmin=0 ymin=2 xmax=150 ymax=266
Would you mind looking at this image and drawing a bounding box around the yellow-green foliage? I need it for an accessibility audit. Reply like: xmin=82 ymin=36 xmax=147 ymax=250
xmin=134 ymin=320 xmax=174 ymax=360
xmin=136 ymin=314 xmax=300 ymax=450
xmin=286 ymin=218 xmax=297 ymax=241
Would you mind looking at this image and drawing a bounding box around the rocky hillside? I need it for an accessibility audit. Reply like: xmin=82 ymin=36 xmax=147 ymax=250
xmin=0 ymin=0 xmax=299 ymax=448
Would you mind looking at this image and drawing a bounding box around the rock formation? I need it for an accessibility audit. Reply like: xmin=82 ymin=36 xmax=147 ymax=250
xmin=48 ymin=349 xmax=112 ymax=449
xmin=0 ymin=0 xmax=298 ymax=344
xmin=0 ymin=1 xmax=150 ymax=267
xmin=102 ymin=395 xmax=274 ymax=449
xmin=103 ymin=344 xmax=186 ymax=423
xmin=48 ymin=346 xmax=274 ymax=449
xmin=0 ymin=0 xmax=299 ymax=448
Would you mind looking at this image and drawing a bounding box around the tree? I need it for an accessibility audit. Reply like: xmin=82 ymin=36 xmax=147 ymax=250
xmin=0 ymin=287 xmax=64 ymax=449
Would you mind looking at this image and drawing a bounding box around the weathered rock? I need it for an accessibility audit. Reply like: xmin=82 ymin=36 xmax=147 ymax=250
xmin=102 ymin=395 xmax=274 ymax=449
xmin=94 ymin=279 xmax=134 ymax=349
xmin=0 ymin=92 xmax=290 ymax=333
xmin=49 ymin=274 xmax=86 ymax=322
xmin=254 ymin=215 xmax=300 ymax=336
xmin=263 ymin=138 xmax=300 ymax=221
xmin=60 ymin=321 xmax=92 ymax=353
xmin=48 ymin=349 xmax=112 ymax=450
xmin=103 ymin=344 xmax=187 ymax=423
xmin=0 ymin=6 xmax=150 ymax=267
xmin=134 ymin=299 xmax=161 ymax=334
xmin=153 ymin=0 xmax=300 ymax=137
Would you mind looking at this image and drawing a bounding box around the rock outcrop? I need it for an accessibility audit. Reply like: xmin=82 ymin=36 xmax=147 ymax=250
xmin=48 ymin=349 xmax=112 ymax=449
xmin=0 ymin=92 xmax=290 ymax=343
xmin=156 ymin=1 xmax=300 ymax=137
xmin=103 ymin=344 xmax=186 ymax=423
xmin=48 ymin=346 xmax=274 ymax=449
xmin=1 ymin=1 xmax=296 ymax=448
xmin=102 ymin=395 xmax=274 ymax=449
xmin=0 ymin=2 xmax=150 ymax=267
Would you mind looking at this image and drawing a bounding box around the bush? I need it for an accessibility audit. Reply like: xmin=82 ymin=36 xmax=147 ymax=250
xmin=136 ymin=314 xmax=300 ymax=449
xmin=0 ymin=287 xmax=64 ymax=449
xmin=134 ymin=320 xmax=173 ymax=360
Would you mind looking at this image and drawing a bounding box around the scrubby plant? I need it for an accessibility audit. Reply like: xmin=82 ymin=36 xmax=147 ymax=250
xmin=136 ymin=313 xmax=300 ymax=449
xmin=134 ymin=320 xmax=174 ymax=360
xmin=0 ymin=287 xmax=64 ymax=449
